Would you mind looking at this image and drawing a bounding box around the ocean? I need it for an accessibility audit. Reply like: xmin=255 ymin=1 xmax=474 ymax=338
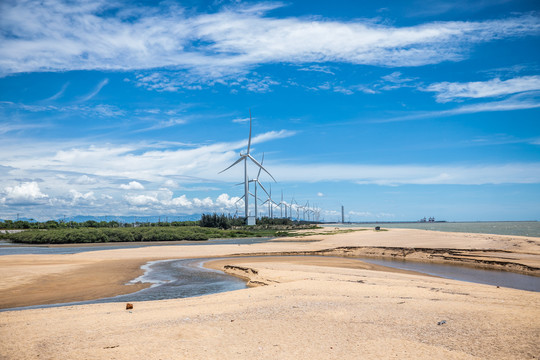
xmin=335 ymin=221 xmax=540 ymax=237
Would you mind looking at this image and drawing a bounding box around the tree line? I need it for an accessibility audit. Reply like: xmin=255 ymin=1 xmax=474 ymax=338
xmin=0 ymin=226 xmax=279 ymax=244
xmin=1 ymin=215 xmax=314 ymax=230
xmin=0 ymin=219 xmax=199 ymax=230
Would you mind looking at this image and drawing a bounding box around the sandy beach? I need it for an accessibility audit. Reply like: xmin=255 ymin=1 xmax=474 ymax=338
xmin=1 ymin=227 xmax=539 ymax=359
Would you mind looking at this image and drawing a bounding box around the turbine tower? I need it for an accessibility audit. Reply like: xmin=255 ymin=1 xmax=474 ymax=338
xmin=219 ymin=110 xmax=275 ymax=224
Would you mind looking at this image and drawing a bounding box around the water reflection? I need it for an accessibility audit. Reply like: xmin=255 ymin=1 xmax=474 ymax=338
xmin=0 ymin=237 xmax=272 ymax=256
xmin=360 ymin=257 xmax=539 ymax=292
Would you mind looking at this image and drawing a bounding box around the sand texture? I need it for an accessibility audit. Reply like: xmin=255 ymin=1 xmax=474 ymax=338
xmin=0 ymin=227 xmax=539 ymax=359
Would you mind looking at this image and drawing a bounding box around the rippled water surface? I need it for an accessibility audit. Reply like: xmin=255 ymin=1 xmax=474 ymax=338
xmin=0 ymin=237 xmax=272 ymax=256
xmin=361 ymin=258 xmax=539 ymax=292
xmin=337 ymin=221 xmax=540 ymax=237
xmin=2 ymin=258 xmax=247 ymax=312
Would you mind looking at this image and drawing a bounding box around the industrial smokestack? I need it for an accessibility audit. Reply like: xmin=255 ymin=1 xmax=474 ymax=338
xmin=341 ymin=205 xmax=344 ymax=223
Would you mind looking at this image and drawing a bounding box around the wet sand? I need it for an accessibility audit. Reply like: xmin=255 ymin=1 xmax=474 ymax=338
xmin=1 ymin=228 xmax=539 ymax=359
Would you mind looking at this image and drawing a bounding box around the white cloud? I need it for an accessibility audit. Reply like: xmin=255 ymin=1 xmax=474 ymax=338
xmin=79 ymin=78 xmax=109 ymax=102
xmin=376 ymin=91 xmax=540 ymax=122
xmin=1 ymin=101 xmax=124 ymax=118
xmin=69 ymin=189 xmax=95 ymax=203
xmin=125 ymin=194 xmax=158 ymax=206
xmin=168 ymin=194 xmax=192 ymax=207
xmin=164 ymin=179 xmax=179 ymax=188
xmin=1 ymin=1 xmax=538 ymax=80
xmin=270 ymin=163 xmax=540 ymax=185
xmin=317 ymin=192 xmax=324 ymax=197
xmin=45 ymin=82 xmax=69 ymax=101
xmin=215 ymin=193 xmax=242 ymax=208
xmin=136 ymin=118 xmax=188 ymax=132
xmin=120 ymin=181 xmax=145 ymax=190
xmin=298 ymin=65 xmax=335 ymax=75
xmin=232 ymin=117 xmax=250 ymax=123
xmin=70 ymin=175 xmax=96 ymax=185
xmin=425 ymin=76 xmax=540 ymax=102
xmin=2 ymin=182 xmax=48 ymax=205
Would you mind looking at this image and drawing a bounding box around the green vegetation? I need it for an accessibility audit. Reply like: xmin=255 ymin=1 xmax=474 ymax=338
xmin=0 ymin=214 xmax=323 ymax=244
xmin=199 ymin=213 xmax=315 ymax=229
xmin=0 ymin=226 xmax=284 ymax=244
xmin=0 ymin=219 xmax=198 ymax=230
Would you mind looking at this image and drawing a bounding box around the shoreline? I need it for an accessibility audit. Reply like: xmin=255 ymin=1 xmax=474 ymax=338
xmin=2 ymin=255 xmax=539 ymax=359
xmin=1 ymin=228 xmax=539 ymax=308
xmin=1 ymin=247 xmax=538 ymax=310
xmin=1 ymin=228 xmax=539 ymax=359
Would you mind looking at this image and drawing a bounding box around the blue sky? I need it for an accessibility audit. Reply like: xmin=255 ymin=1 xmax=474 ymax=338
xmin=1 ymin=0 xmax=539 ymax=222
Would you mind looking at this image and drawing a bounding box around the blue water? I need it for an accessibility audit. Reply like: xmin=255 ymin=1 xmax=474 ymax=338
xmin=3 ymin=253 xmax=539 ymax=313
xmin=0 ymin=237 xmax=272 ymax=256
xmin=1 ymin=258 xmax=247 ymax=312
xmin=335 ymin=221 xmax=540 ymax=237
xmin=360 ymin=258 xmax=539 ymax=292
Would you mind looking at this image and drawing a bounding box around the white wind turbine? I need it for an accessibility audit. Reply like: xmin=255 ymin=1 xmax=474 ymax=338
xmin=278 ymin=190 xmax=285 ymax=218
xmin=219 ymin=111 xmax=276 ymax=223
xmin=249 ymin=153 xmax=271 ymax=219
xmin=262 ymin=184 xmax=278 ymax=218
xmin=291 ymin=197 xmax=300 ymax=220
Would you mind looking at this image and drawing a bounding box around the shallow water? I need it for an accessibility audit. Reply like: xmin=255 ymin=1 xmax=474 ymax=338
xmin=335 ymin=221 xmax=540 ymax=237
xmin=0 ymin=237 xmax=272 ymax=256
xmin=4 ymin=252 xmax=539 ymax=313
xmin=360 ymin=258 xmax=539 ymax=292
xmin=2 ymin=258 xmax=247 ymax=312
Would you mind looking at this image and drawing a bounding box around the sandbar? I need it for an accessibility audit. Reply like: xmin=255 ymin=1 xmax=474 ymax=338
xmin=1 ymin=227 xmax=539 ymax=359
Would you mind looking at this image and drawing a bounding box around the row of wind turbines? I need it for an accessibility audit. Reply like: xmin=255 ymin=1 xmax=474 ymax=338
xmin=220 ymin=111 xmax=321 ymax=225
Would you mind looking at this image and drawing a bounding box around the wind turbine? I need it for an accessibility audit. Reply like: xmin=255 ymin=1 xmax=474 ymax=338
xmin=278 ymin=190 xmax=284 ymax=218
xmin=219 ymin=110 xmax=276 ymax=224
xmin=249 ymin=153 xmax=271 ymax=219
xmin=263 ymin=184 xmax=277 ymax=218
xmin=290 ymin=197 xmax=297 ymax=220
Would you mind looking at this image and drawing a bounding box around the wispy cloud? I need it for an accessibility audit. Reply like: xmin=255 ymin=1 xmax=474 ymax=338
xmin=314 ymin=71 xmax=420 ymax=96
xmin=407 ymin=0 xmax=512 ymax=17
xmin=270 ymin=163 xmax=540 ymax=185
xmin=376 ymin=90 xmax=540 ymax=123
xmin=135 ymin=118 xmax=188 ymax=132
xmin=232 ymin=117 xmax=250 ymax=123
xmin=0 ymin=122 xmax=49 ymax=134
xmin=44 ymin=82 xmax=69 ymax=101
xmin=1 ymin=1 xmax=538 ymax=83
xmin=79 ymin=78 xmax=109 ymax=102
xmin=425 ymin=75 xmax=540 ymax=102
xmin=297 ymin=65 xmax=335 ymax=75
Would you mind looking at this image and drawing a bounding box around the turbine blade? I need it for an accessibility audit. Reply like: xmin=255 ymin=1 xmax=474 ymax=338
xmin=219 ymin=157 xmax=244 ymax=174
xmin=247 ymin=154 xmax=276 ymax=182
xmin=258 ymin=181 xmax=270 ymax=197
xmin=257 ymin=153 xmax=264 ymax=177
xmin=235 ymin=195 xmax=245 ymax=204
